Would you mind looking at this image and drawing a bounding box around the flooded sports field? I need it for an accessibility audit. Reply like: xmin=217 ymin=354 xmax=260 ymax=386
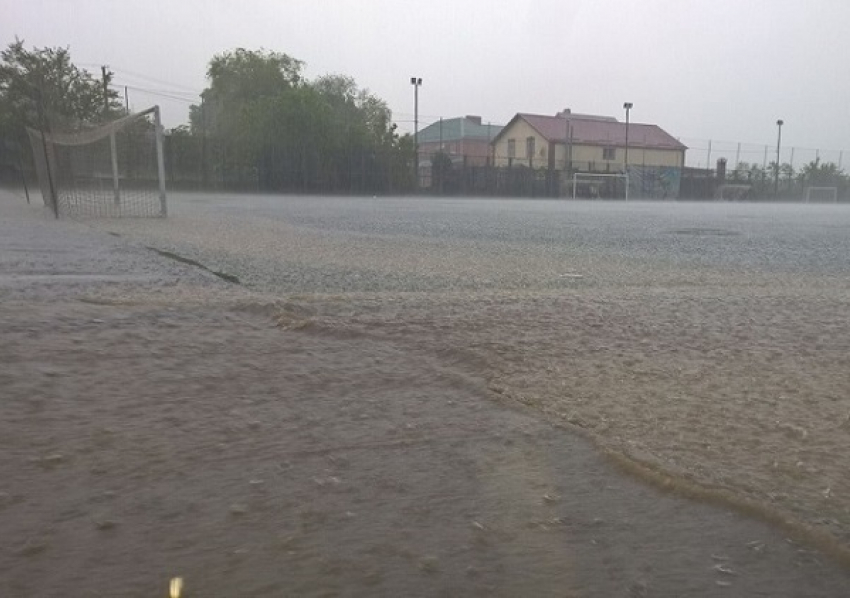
xmin=98 ymin=193 xmax=850 ymax=537
xmin=3 ymin=191 xmax=850 ymax=596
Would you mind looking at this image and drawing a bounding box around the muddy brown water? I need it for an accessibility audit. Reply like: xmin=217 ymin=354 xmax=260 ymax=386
xmin=2 ymin=190 xmax=850 ymax=596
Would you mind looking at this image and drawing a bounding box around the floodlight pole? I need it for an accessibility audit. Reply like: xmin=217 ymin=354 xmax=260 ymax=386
xmin=101 ymin=66 xmax=111 ymax=113
xmin=563 ymin=113 xmax=570 ymax=198
xmin=775 ymin=119 xmax=784 ymax=198
xmin=623 ymin=102 xmax=632 ymax=201
xmin=410 ymin=77 xmax=422 ymax=191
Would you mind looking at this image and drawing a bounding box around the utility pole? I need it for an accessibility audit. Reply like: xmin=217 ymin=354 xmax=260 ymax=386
xmin=124 ymin=86 xmax=129 ymax=112
xmin=101 ymin=66 xmax=111 ymax=114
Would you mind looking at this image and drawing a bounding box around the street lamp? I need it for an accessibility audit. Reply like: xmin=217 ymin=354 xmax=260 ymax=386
xmin=410 ymin=77 xmax=422 ymax=189
xmin=775 ymin=119 xmax=784 ymax=198
xmin=623 ymin=102 xmax=633 ymax=173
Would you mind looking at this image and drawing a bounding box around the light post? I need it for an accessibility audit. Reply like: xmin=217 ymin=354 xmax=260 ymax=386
xmin=623 ymin=102 xmax=632 ymax=200
xmin=775 ymin=119 xmax=784 ymax=198
xmin=623 ymin=102 xmax=633 ymax=172
xmin=410 ymin=77 xmax=422 ymax=190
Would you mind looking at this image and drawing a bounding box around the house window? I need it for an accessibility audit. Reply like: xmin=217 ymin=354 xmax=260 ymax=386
xmin=507 ymin=139 xmax=516 ymax=158
xmin=603 ymin=147 xmax=616 ymax=161
xmin=527 ymin=137 xmax=535 ymax=159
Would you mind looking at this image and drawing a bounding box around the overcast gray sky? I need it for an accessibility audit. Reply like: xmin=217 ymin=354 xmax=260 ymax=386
xmin=3 ymin=0 xmax=849 ymax=162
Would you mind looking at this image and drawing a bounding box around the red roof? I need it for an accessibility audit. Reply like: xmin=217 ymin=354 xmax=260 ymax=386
xmin=503 ymin=113 xmax=686 ymax=151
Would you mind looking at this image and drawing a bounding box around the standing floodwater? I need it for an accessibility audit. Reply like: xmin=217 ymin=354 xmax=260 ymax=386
xmin=95 ymin=194 xmax=850 ymax=544
xmin=3 ymin=191 xmax=850 ymax=596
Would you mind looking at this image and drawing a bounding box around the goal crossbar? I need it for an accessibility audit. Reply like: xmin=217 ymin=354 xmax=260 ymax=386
xmin=27 ymin=105 xmax=167 ymax=218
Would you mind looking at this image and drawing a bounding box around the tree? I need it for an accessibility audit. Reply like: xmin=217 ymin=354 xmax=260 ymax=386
xmin=184 ymin=47 xmax=414 ymax=193
xmin=798 ymin=158 xmax=848 ymax=199
xmin=799 ymin=158 xmax=844 ymax=185
xmin=189 ymin=48 xmax=303 ymax=138
xmin=0 ymin=38 xmax=119 ymax=138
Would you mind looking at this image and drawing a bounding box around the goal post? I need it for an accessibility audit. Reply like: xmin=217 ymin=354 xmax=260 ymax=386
xmin=26 ymin=105 xmax=167 ymax=218
xmin=718 ymin=184 xmax=752 ymax=201
xmin=804 ymin=186 xmax=838 ymax=203
xmin=572 ymin=172 xmax=629 ymax=200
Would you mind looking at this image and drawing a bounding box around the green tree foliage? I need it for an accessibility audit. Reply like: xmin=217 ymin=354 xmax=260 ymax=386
xmin=798 ymin=158 xmax=845 ymax=185
xmin=798 ymin=158 xmax=848 ymax=197
xmin=190 ymin=48 xmax=303 ymax=138
xmin=0 ymin=38 xmax=119 ymax=138
xmin=185 ymin=48 xmax=413 ymax=193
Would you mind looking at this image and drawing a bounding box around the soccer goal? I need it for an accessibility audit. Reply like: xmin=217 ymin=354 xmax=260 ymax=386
xmin=718 ymin=184 xmax=752 ymax=201
xmin=804 ymin=186 xmax=838 ymax=203
xmin=572 ymin=172 xmax=629 ymax=200
xmin=27 ymin=105 xmax=167 ymax=218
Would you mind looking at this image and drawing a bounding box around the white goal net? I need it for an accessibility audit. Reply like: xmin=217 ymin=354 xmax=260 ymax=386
xmin=804 ymin=186 xmax=838 ymax=203
xmin=27 ymin=106 xmax=167 ymax=218
xmin=718 ymin=184 xmax=752 ymax=201
xmin=571 ymin=173 xmax=629 ymax=200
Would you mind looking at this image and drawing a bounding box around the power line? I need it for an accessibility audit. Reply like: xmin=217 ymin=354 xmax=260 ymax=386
xmin=107 ymin=66 xmax=203 ymax=94
xmin=112 ymin=84 xmax=198 ymax=105
xmin=112 ymin=81 xmax=199 ymax=98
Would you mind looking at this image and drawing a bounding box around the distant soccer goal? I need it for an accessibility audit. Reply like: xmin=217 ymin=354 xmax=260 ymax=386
xmin=718 ymin=184 xmax=752 ymax=201
xmin=804 ymin=186 xmax=838 ymax=203
xmin=571 ymin=172 xmax=629 ymax=200
xmin=27 ymin=106 xmax=167 ymax=218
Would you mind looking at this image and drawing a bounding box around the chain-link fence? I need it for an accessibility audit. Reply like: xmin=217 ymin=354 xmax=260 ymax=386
xmin=5 ymin=126 xmax=848 ymax=201
xmin=163 ymin=134 xmax=417 ymax=195
xmin=680 ymin=138 xmax=845 ymax=172
xmin=679 ymin=138 xmax=848 ymax=201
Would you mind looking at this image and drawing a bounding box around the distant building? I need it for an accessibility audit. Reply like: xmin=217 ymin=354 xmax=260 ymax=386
xmin=492 ymin=109 xmax=687 ymax=198
xmin=415 ymin=115 xmax=503 ymax=190
xmin=417 ymin=115 xmax=502 ymax=166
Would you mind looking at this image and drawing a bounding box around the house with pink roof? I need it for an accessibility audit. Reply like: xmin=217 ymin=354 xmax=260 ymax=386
xmin=492 ymin=109 xmax=687 ymax=198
